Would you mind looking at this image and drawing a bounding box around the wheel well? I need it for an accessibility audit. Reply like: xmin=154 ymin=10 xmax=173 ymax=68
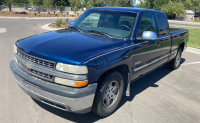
xmin=98 ymin=64 xmax=129 ymax=85
xmin=179 ymin=42 xmax=185 ymax=51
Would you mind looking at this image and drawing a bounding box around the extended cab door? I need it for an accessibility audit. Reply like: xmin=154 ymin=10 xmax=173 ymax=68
xmin=131 ymin=13 xmax=162 ymax=80
xmin=156 ymin=13 xmax=172 ymax=63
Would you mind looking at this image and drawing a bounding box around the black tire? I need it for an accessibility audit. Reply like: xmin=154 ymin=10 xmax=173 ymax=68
xmin=168 ymin=47 xmax=182 ymax=70
xmin=92 ymin=71 xmax=124 ymax=117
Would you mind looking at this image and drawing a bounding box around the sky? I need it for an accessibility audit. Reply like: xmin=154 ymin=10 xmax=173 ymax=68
xmin=135 ymin=0 xmax=140 ymax=5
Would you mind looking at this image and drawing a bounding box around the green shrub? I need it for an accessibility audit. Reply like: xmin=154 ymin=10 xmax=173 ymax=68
xmin=55 ymin=13 xmax=58 ymax=16
xmin=66 ymin=18 xmax=69 ymax=23
xmin=56 ymin=18 xmax=63 ymax=28
xmin=38 ymin=14 xmax=41 ymax=17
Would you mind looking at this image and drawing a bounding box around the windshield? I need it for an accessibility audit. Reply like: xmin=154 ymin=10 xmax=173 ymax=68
xmin=71 ymin=9 xmax=137 ymax=38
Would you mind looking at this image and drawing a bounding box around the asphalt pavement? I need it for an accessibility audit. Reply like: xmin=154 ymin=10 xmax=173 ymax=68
xmin=0 ymin=18 xmax=200 ymax=123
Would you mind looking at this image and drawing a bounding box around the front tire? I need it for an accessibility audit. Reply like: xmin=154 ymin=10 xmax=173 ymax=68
xmin=168 ymin=47 xmax=182 ymax=70
xmin=92 ymin=71 xmax=124 ymax=117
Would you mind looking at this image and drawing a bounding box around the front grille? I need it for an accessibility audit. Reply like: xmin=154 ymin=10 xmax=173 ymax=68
xmin=18 ymin=51 xmax=54 ymax=69
xmin=19 ymin=62 xmax=53 ymax=80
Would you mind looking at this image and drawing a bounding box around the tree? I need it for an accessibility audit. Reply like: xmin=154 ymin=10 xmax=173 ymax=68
xmin=161 ymin=0 xmax=176 ymax=18
xmin=183 ymin=0 xmax=200 ymax=12
xmin=84 ymin=0 xmax=134 ymax=8
xmin=86 ymin=0 xmax=94 ymax=9
xmin=53 ymin=0 xmax=69 ymax=6
xmin=43 ymin=0 xmax=53 ymax=14
xmin=15 ymin=0 xmax=29 ymax=4
xmin=138 ymin=0 xmax=150 ymax=9
xmin=174 ymin=1 xmax=186 ymax=19
xmin=161 ymin=0 xmax=185 ymax=19
xmin=69 ymin=0 xmax=82 ymax=11
xmin=4 ymin=0 xmax=14 ymax=11
xmin=32 ymin=0 xmax=43 ymax=5
xmin=1 ymin=0 xmax=29 ymax=11
xmin=153 ymin=0 xmax=169 ymax=10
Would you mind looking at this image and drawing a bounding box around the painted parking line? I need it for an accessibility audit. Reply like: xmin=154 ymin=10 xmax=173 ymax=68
xmin=0 ymin=28 xmax=7 ymax=33
xmin=182 ymin=62 xmax=200 ymax=65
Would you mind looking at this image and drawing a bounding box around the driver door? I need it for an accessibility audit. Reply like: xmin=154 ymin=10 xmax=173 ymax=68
xmin=132 ymin=13 xmax=162 ymax=80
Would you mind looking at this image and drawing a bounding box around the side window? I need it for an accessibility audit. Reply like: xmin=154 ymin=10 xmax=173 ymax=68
xmin=156 ymin=14 xmax=168 ymax=36
xmin=78 ymin=13 xmax=100 ymax=28
xmin=138 ymin=14 xmax=157 ymax=37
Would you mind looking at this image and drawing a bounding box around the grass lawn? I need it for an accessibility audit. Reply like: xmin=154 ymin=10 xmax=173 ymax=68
xmin=170 ymin=26 xmax=200 ymax=49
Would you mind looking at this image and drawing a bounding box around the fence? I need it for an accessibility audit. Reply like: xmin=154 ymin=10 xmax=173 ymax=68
xmin=0 ymin=3 xmax=71 ymax=13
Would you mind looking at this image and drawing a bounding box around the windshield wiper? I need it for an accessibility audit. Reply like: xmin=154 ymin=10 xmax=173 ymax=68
xmin=87 ymin=30 xmax=112 ymax=38
xmin=69 ymin=27 xmax=83 ymax=32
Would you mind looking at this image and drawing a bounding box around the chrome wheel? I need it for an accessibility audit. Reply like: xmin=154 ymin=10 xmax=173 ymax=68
xmin=176 ymin=51 xmax=181 ymax=66
xmin=103 ymin=80 xmax=119 ymax=107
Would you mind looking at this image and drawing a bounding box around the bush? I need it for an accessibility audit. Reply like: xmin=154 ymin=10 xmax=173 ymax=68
xmin=56 ymin=18 xmax=63 ymax=28
xmin=55 ymin=13 xmax=58 ymax=16
xmin=66 ymin=18 xmax=69 ymax=23
xmin=38 ymin=14 xmax=41 ymax=17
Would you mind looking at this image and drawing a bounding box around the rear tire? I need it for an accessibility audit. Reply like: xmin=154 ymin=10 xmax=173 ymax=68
xmin=168 ymin=47 xmax=182 ymax=70
xmin=92 ymin=71 xmax=124 ymax=117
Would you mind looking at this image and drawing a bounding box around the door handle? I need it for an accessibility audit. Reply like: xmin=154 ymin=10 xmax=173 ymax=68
xmin=156 ymin=42 xmax=160 ymax=47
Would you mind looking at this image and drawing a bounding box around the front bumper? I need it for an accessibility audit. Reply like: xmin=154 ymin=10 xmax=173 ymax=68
xmin=10 ymin=60 xmax=97 ymax=114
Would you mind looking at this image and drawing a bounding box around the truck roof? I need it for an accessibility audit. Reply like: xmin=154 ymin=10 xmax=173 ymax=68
xmin=91 ymin=7 xmax=164 ymax=14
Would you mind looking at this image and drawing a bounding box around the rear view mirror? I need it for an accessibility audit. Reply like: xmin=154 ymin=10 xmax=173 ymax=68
xmin=68 ymin=21 xmax=74 ymax=27
xmin=142 ymin=31 xmax=157 ymax=41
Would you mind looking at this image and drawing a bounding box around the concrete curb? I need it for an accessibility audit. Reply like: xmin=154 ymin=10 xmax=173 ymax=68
xmin=187 ymin=47 xmax=200 ymax=51
xmin=169 ymin=20 xmax=200 ymax=25
xmin=41 ymin=23 xmax=63 ymax=31
xmin=0 ymin=16 xmax=75 ymax=20
xmin=185 ymin=47 xmax=200 ymax=55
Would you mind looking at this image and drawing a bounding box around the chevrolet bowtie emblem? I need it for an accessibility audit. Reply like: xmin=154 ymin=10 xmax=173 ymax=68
xmin=25 ymin=62 xmax=32 ymax=69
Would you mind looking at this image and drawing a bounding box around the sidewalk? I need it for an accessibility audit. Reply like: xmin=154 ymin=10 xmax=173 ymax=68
xmin=168 ymin=20 xmax=200 ymax=25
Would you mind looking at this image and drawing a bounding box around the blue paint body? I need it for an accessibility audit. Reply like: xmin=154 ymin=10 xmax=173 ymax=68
xmin=16 ymin=7 xmax=189 ymax=84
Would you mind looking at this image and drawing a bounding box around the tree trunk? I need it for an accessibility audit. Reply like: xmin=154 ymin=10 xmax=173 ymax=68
xmin=9 ymin=4 xmax=11 ymax=11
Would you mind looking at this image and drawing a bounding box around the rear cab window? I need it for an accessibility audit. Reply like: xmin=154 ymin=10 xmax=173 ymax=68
xmin=156 ymin=13 xmax=169 ymax=36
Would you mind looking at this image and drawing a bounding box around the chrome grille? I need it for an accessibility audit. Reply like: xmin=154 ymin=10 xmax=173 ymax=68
xmin=18 ymin=51 xmax=54 ymax=68
xmin=19 ymin=62 xmax=53 ymax=80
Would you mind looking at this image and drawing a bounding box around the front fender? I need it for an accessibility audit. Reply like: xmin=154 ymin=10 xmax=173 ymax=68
xmin=81 ymin=44 xmax=134 ymax=84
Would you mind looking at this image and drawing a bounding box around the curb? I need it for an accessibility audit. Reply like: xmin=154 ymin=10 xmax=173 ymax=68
xmin=185 ymin=47 xmax=200 ymax=55
xmin=41 ymin=23 xmax=63 ymax=31
xmin=168 ymin=20 xmax=200 ymax=25
xmin=0 ymin=16 xmax=75 ymax=20
xmin=187 ymin=47 xmax=200 ymax=51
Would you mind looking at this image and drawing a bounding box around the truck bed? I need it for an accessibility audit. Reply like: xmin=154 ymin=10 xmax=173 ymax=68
xmin=169 ymin=28 xmax=186 ymax=33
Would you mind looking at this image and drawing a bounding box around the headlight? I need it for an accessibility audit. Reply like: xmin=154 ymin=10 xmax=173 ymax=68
xmin=14 ymin=44 xmax=17 ymax=54
xmin=56 ymin=63 xmax=88 ymax=74
xmin=55 ymin=77 xmax=88 ymax=87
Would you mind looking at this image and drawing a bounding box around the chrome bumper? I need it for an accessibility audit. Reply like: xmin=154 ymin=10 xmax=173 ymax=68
xmin=10 ymin=61 xmax=97 ymax=114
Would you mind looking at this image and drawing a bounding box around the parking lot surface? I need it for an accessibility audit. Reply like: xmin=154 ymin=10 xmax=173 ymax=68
xmin=0 ymin=18 xmax=200 ymax=123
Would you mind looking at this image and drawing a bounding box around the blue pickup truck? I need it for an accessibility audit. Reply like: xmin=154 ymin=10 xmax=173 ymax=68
xmin=10 ymin=7 xmax=189 ymax=117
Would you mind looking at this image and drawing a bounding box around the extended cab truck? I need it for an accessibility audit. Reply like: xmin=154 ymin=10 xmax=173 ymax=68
xmin=10 ymin=7 xmax=189 ymax=117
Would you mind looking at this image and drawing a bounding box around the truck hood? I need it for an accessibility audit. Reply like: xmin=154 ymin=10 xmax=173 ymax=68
xmin=16 ymin=29 xmax=124 ymax=65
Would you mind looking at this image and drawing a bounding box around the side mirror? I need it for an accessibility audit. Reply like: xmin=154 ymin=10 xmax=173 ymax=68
xmin=138 ymin=31 xmax=157 ymax=41
xmin=68 ymin=21 xmax=74 ymax=27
